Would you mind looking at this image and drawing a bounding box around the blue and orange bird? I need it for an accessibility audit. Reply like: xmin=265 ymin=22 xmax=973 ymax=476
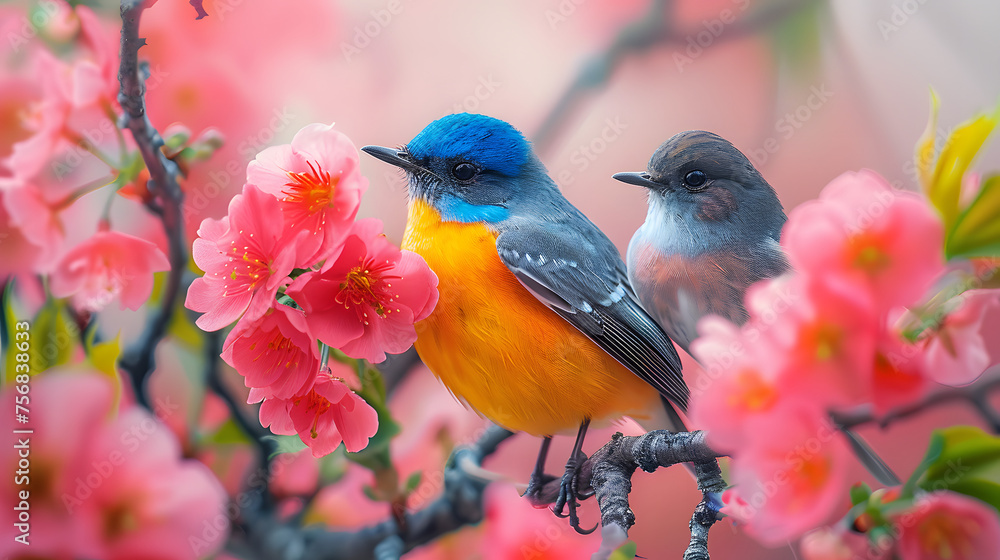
xmin=614 ymin=130 xmax=899 ymax=485
xmin=362 ymin=114 xmax=689 ymax=531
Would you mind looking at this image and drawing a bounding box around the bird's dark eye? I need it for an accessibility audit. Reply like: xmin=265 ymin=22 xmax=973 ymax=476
xmin=452 ymin=162 xmax=477 ymax=181
xmin=684 ymin=170 xmax=707 ymax=188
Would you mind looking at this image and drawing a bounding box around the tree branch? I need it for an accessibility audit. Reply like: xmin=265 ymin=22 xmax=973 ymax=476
xmin=237 ymin=424 xmax=515 ymax=560
xmin=531 ymin=0 xmax=813 ymax=154
xmin=116 ymin=0 xmax=189 ymax=408
xmin=522 ymin=430 xmax=725 ymax=559
xmin=832 ymin=374 xmax=1000 ymax=433
xmin=203 ymin=329 xmax=278 ymax=491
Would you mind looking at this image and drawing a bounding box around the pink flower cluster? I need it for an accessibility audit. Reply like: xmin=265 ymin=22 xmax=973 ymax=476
xmin=801 ymin=490 xmax=1000 ymax=560
xmin=185 ymin=123 xmax=438 ymax=457
xmin=689 ymin=170 xmax=998 ymax=544
xmin=0 ymin=371 xmax=228 ymax=560
xmin=0 ymin=4 xmax=170 ymax=310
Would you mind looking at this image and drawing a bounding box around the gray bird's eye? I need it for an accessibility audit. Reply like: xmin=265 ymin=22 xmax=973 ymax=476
xmin=684 ymin=170 xmax=707 ymax=188
xmin=452 ymin=162 xmax=477 ymax=181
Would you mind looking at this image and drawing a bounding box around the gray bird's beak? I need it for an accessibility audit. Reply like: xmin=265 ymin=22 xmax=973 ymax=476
xmin=361 ymin=145 xmax=423 ymax=173
xmin=612 ymin=171 xmax=662 ymax=190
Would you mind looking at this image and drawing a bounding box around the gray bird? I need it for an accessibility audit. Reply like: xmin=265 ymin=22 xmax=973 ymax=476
xmin=613 ymin=130 xmax=788 ymax=354
xmin=614 ymin=130 xmax=900 ymax=486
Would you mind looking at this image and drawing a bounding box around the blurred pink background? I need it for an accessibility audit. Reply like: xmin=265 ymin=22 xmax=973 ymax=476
xmin=4 ymin=0 xmax=1000 ymax=557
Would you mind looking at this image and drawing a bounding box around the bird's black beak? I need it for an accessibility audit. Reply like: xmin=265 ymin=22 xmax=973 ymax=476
xmin=361 ymin=145 xmax=423 ymax=173
xmin=612 ymin=171 xmax=663 ymax=190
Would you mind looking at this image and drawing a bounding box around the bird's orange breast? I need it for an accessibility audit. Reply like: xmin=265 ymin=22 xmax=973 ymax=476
xmin=401 ymin=199 xmax=659 ymax=436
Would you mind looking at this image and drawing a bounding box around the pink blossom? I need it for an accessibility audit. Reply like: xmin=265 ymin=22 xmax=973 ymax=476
xmin=724 ymin=410 xmax=851 ymax=545
xmin=689 ymin=315 xmax=804 ymax=453
xmin=49 ymin=230 xmax=169 ymax=312
xmin=893 ymin=491 xmax=1000 ymax=560
xmin=921 ymin=291 xmax=999 ymax=386
xmin=0 ymin=179 xmax=66 ymax=268
xmin=783 ymin=170 xmax=946 ymax=312
xmin=257 ymin=364 xmax=379 ymax=457
xmin=747 ymin=274 xmax=880 ymax=408
xmin=0 ymin=191 xmax=44 ymax=278
xmin=221 ymin=304 xmax=319 ymax=399
xmin=481 ymin=484 xmax=596 ymax=559
xmin=0 ymin=371 xmax=228 ymax=560
xmin=870 ymin=327 xmax=929 ymax=415
xmin=2 ymin=54 xmax=70 ymax=180
xmin=310 ymin=464 xmax=390 ymax=529
xmin=186 ymin=184 xmax=306 ymax=331
xmin=247 ymin=122 xmax=368 ymax=264
xmin=801 ymin=526 xmax=884 ymax=560
xmin=287 ymin=218 xmax=438 ymax=363
xmin=268 ymin=449 xmax=321 ymax=498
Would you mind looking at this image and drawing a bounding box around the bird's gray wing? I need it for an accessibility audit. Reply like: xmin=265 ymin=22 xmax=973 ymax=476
xmin=495 ymin=225 xmax=689 ymax=411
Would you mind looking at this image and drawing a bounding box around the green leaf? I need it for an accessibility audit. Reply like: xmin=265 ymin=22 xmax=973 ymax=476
xmin=764 ymin=0 xmax=826 ymax=80
xmin=6 ymin=299 xmax=77 ymax=377
xmin=3 ymin=281 xmax=21 ymax=385
xmin=361 ymin=484 xmax=379 ymax=502
xmin=923 ymin=426 xmax=1000 ymax=483
xmin=947 ymin=175 xmax=1000 ymax=258
xmin=903 ymin=431 xmax=945 ymax=498
xmin=88 ymin=334 xmax=123 ymax=414
xmin=204 ymin=418 xmax=251 ymax=446
xmin=911 ymin=426 xmax=1000 ymax=512
xmin=916 ymin=89 xmax=941 ymax=196
xmin=345 ymin=363 xmax=400 ymax=471
xmin=927 ymin=102 xmax=1000 ymax=229
xmin=263 ymin=434 xmax=308 ymax=458
xmin=404 ymin=471 xmax=423 ymax=494
xmin=608 ymin=540 xmax=638 ymax=560
xmin=850 ymin=482 xmax=872 ymax=506
xmin=934 ymin=478 xmax=1000 ymax=512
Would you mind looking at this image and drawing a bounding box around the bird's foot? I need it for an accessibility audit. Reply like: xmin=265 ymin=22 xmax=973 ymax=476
xmin=523 ymin=470 xmax=558 ymax=508
xmin=552 ymin=449 xmax=597 ymax=535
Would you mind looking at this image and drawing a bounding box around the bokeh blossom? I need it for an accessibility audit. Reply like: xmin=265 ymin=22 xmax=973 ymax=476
xmin=50 ymin=230 xmax=170 ymax=312
xmin=692 ymin=169 xmax=971 ymax=544
xmin=0 ymin=371 xmax=228 ymax=560
xmin=783 ymin=170 xmax=946 ymax=312
xmin=893 ymin=492 xmax=1000 ymax=560
xmin=920 ymin=290 xmax=999 ymax=386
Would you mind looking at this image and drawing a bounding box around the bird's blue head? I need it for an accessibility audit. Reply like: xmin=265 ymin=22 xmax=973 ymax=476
xmin=363 ymin=114 xmax=553 ymax=225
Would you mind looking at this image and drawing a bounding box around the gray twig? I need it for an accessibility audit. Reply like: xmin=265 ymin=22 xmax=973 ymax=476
xmin=530 ymin=0 xmax=812 ymax=154
xmin=832 ymin=374 xmax=1000 ymax=433
xmin=587 ymin=431 xmax=724 ymax=560
xmin=116 ymin=0 xmax=188 ymax=408
xmin=237 ymin=424 xmax=515 ymax=559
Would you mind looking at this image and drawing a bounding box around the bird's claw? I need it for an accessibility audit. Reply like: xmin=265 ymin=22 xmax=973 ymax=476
xmin=523 ymin=471 xmax=558 ymax=508
xmin=551 ymin=450 xmax=597 ymax=534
